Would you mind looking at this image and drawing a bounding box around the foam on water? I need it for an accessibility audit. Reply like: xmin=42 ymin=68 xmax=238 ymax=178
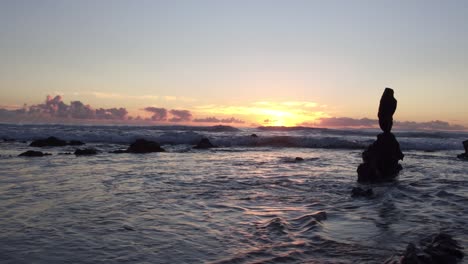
xmin=0 ymin=124 xmax=466 ymax=151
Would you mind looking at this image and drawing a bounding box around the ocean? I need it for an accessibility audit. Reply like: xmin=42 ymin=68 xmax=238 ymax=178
xmin=0 ymin=123 xmax=467 ymax=263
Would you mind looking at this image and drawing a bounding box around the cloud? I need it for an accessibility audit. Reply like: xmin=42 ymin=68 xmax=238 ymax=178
xmin=394 ymin=120 xmax=466 ymax=131
xmin=0 ymin=95 xmax=129 ymax=121
xmin=193 ymin=117 xmax=245 ymax=124
xmin=315 ymin=117 xmax=466 ymax=131
xmin=144 ymin=107 xmax=168 ymax=121
xmin=169 ymin=109 xmax=192 ymax=122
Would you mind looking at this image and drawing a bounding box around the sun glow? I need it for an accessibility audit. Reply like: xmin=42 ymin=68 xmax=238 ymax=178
xmin=195 ymin=101 xmax=328 ymax=127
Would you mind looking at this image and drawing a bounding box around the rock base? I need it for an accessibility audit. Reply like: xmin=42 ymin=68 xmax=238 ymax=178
xmin=357 ymin=132 xmax=404 ymax=183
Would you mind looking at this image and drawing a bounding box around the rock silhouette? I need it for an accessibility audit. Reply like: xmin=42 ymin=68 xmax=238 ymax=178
xmin=357 ymin=88 xmax=404 ymax=183
xmin=378 ymin=88 xmax=397 ymax=133
xmin=126 ymin=139 xmax=165 ymax=153
xmin=74 ymin=148 xmax=98 ymax=156
xmin=30 ymin=136 xmax=84 ymax=147
xmin=384 ymin=233 xmax=464 ymax=264
xmin=457 ymin=140 xmax=468 ymax=160
xmin=193 ymin=138 xmax=216 ymax=149
xmin=19 ymin=150 xmax=51 ymax=157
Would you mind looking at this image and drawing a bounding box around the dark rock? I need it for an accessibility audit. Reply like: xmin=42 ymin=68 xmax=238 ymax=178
xmin=351 ymin=187 xmax=373 ymax=198
xmin=384 ymin=233 xmax=464 ymax=264
xmin=357 ymin=88 xmax=403 ymax=183
xmin=30 ymin=136 xmax=85 ymax=147
xmin=457 ymin=140 xmax=468 ymax=160
xmin=30 ymin=136 xmax=67 ymax=147
xmin=74 ymin=148 xmax=98 ymax=156
xmin=378 ymin=88 xmax=397 ymax=133
xmin=3 ymin=138 xmax=15 ymax=142
xmin=357 ymin=132 xmax=404 ymax=183
xmin=126 ymin=139 xmax=165 ymax=153
xmin=295 ymin=157 xmax=304 ymax=161
xmin=68 ymin=140 xmax=85 ymax=146
xmin=251 ymin=134 xmax=258 ymax=138
xmin=193 ymin=138 xmax=216 ymax=149
xmin=18 ymin=150 xmax=51 ymax=157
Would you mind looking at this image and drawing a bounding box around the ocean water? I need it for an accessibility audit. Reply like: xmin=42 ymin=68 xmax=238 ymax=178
xmin=0 ymin=124 xmax=467 ymax=263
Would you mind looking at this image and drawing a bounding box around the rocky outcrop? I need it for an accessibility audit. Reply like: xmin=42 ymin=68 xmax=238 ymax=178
xmin=74 ymin=148 xmax=98 ymax=156
xmin=126 ymin=139 xmax=165 ymax=153
xmin=193 ymin=138 xmax=216 ymax=149
xmin=384 ymin=233 xmax=464 ymax=264
xmin=18 ymin=150 xmax=52 ymax=157
xmin=357 ymin=88 xmax=404 ymax=183
xmin=457 ymin=140 xmax=468 ymax=160
xmin=30 ymin=137 xmax=84 ymax=147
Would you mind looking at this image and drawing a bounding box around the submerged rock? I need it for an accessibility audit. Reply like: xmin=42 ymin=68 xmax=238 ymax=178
xmin=126 ymin=139 xmax=165 ymax=153
xmin=74 ymin=148 xmax=98 ymax=156
xmin=295 ymin=157 xmax=304 ymax=162
xmin=351 ymin=187 xmax=373 ymax=198
xmin=384 ymin=233 xmax=464 ymax=264
xmin=18 ymin=150 xmax=51 ymax=157
xmin=30 ymin=136 xmax=85 ymax=147
xmin=250 ymin=133 xmax=258 ymax=138
xmin=193 ymin=138 xmax=216 ymax=149
xmin=357 ymin=88 xmax=403 ymax=183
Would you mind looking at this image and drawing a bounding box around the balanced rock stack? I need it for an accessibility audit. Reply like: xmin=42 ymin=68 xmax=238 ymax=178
xmin=357 ymin=88 xmax=404 ymax=183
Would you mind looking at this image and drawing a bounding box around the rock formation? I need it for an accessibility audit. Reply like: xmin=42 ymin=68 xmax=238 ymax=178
xmin=193 ymin=138 xmax=216 ymax=149
xmin=384 ymin=233 xmax=464 ymax=264
xmin=18 ymin=150 xmax=52 ymax=157
xmin=126 ymin=139 xmax=165 ymax=153
xmin=457 ymin=140 xmax=468 ymax=160
xmin=30 ymin=136 xmax=84 ymax=147
xmin=74 ymin=148 xmax=98 ymax=156
xmin=357 ymin=88 xmax=404 ymax=183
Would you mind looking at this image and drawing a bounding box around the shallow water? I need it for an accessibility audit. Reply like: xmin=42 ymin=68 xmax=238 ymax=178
xmin=0 ymin=125 xmax=467 ymax=263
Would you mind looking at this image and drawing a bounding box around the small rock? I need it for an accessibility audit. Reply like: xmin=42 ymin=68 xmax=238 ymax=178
xmin=18 ymin=150 xmax=52 ymax=157
xmin=126 ymin=139 xmax=165 ymax=153
xmin=74 ymin=148 xmax=98 ymax=156
xmin=30 ymin=136 xmax=67 ymax=147
xmin=351 ymin=187 xmax=373 ymax=198
xmin=193 ymin=138 xmax=216 ymax=149
xmin=251 ymin=134 xmax=258 ymax=138
xmin=295 ymin=157 xmax=304 ymax=162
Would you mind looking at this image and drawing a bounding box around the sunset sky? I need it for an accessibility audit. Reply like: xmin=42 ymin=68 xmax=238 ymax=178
xmin=0 ymin=0 xmax=467 ymax=129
